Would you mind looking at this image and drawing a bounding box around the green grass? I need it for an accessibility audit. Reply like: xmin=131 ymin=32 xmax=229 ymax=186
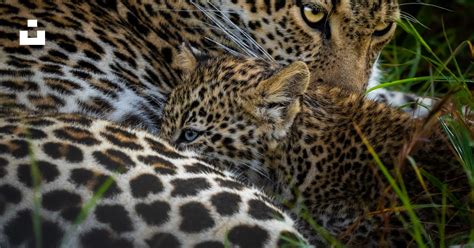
xmin=373 ymin=19 xmax=473 ymax=110
xmin=354 ymin=122 xmax=427 ymax=247
xmin=60 ymin=175 xmax=116 ymax=247
xmin=26 ymin=136 xmax=43 ymax=248
xmin=363 ymin=1 xmax=474 ymax=246
xmin=375 ymin=1 xmax=473 ymax=110
xmin=353 ymin=115 xmax=472 ymax=247
xmin=441 ymin=116 xmax=474 ymax=244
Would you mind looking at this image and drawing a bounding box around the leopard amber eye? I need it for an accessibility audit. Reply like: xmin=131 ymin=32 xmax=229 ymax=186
xmin=177 ymin=128 xmax=202 ymax=143
xmin=373 ymin=22 xmax=394 ymax=37
xmin=301 ymin=5 xmax=325 ymax=25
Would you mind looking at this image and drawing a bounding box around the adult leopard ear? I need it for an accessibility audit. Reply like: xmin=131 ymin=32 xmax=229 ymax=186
xmin=246 ymin=61 xmax=310 ymax=138
xmin=176 ymin=43 xmax=208 ymax=74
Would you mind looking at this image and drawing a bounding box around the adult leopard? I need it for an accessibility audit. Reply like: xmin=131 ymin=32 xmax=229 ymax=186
xmin=1 ymin=0 xmax=402 ymax=134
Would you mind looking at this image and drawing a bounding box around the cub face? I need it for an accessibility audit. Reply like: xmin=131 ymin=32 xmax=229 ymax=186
xmin=160 ymin=50 xmax=309 ymax=179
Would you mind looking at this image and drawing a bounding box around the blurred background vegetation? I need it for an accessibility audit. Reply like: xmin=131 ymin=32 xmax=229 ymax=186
xmin=375 ymin=1 xmax=474 ymax=246
xmin=378 ymin=0 xmax=473 ymax=109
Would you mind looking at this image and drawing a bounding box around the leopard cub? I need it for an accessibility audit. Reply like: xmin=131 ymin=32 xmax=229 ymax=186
xmin=160 ymin=50 xmax=466 ymax=247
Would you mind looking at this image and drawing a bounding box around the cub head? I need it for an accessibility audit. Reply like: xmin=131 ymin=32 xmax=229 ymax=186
xmin=160 ymin=49 xmax=310 ymax=177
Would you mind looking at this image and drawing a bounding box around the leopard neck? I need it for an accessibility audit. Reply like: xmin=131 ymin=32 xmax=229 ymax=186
xmin=258 ymin=111 xmax=309 ymax=208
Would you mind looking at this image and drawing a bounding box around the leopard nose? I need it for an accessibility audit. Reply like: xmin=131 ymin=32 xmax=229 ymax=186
xmin=309 ymin=63 xmax=368 ymax=92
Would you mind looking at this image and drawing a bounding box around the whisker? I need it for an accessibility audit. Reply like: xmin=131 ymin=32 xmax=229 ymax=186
xmin=191 ymin=1 xmax=260 ymax=58
xmin=190 ymin=0 xmax=274 ymax=60
xmin=204 ymin=37 xmax=243 ymax=56
xmin=400 ymin=12 xmax=429 ymax=29
xmin=150 ymin=8 xmax=237 ymax=13
xmin=399 ymin=13 xmax=417 ymax=24
xmin=206 ymin=1 xmax=275 ymax=61
xmin=399 ymin=2 xmax=452 ymax=12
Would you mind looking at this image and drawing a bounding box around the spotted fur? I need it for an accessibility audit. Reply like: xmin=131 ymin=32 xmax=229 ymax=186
xmin=0 ymin=111 xmax=308 ymax=247
xmin=0 ymin=0 xmax=402 ymax=134
xmin=160 ymin=54 xmax=468 ymax=246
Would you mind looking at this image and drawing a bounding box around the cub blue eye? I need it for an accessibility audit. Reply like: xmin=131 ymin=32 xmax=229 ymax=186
xmin=179 ymin=128 xmax=202 ymax=143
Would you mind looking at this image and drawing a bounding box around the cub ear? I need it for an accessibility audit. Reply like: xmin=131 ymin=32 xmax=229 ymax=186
xmin=176 ymin=43 xmax=207 ymax=74
xmin=247 ymin=61 xmax=310 ymax=134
